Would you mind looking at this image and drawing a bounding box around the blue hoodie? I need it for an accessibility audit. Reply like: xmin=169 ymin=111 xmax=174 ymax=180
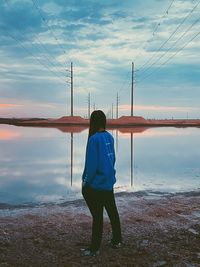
xmin=82 ymin=131 xmax=116 ymax=191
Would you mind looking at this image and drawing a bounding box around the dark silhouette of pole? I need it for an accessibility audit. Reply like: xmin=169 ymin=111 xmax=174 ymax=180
xmin=70 ymin=62 xmax=73 ymax=116
xmin=115 ymin=129 xmax=119 ymax=153
xmin=70 ymin=132 xmax=73 ymax=186
xmin=116 ymin=92 xmax=119 ymax=119
xmin=130 ymin=133 xmax=133 ymax=187
xmin=112 ymin=103 xmax=114 ymax=119
xmin=131 ymin=62 xmax=134 ymax=116
xmin=88 ymin=93 xmax=91 ymax=119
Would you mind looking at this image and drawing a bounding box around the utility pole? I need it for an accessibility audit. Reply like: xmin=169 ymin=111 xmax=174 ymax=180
xmin=131 ymin=62 xmax=134 ymax=117
xmin=116 ymin=92 xmax=119 ymax=119
xmin=70 ymin=62 xmax=73 ymax=116
xmin=88 ymin=93 xmax=91 ymax=119
xmin=111 ymin=103 xmax=114 ymax=119
xmin=93 ymin=102 xmax=95 ymax=111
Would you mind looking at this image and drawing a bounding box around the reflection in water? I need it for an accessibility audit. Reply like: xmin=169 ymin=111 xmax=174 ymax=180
xmin=131 ymin=133 xmax=133 ymax=187
xmin=71 ymin=132 xmax=73 ymax=187
xmin=0 ymin=129 xmax=21 ymax=140
xmin=66 ymin=126 xmax=148 ymax=189
xmin=66 ymin=127 xmax=147 ymax=189
xmin=114 ymin=127 xmax=148 ymax=188
xmin=117 ymin=127 xmax=148 ymax=134
xmin=0 ymin=124 xmax=200 ymax=206
xmin=56 ymin=126 xmax=86 ymax=134
xmin=115 ymin=129 xmax=118 ymax=153
xmin=67 ymin=128 xmax=137 ymax=189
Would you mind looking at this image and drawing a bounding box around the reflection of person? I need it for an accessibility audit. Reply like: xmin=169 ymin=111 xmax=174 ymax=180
xmin=81 ymin=110 xmax=122 ymax=257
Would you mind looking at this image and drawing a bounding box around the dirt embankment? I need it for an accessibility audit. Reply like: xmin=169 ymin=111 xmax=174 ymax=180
xmin=1 ymin=116 xmax=200 ymax=128
xmin=0 ymin=191 xmax=200 ymax=267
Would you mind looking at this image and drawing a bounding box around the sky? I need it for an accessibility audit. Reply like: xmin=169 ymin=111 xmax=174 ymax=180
xmin=0 ymin=0 xmax=200 ymax=119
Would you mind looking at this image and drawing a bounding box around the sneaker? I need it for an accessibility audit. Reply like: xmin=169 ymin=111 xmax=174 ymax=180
xmin=81 ymin=248 xmax=100 ymax=257
xmin=108 ymin=240 xmax=122 ymax=249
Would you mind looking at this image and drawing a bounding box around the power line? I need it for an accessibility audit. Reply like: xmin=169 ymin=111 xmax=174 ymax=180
xmin=138 ymin=27 xmax=200 ymax=83
xmin=4 ymin=0 xmax=70 ymax=76
xmin=139 ymin=14 xmax=200 ymax=76
xmin=118 ymin=71 xmax=138 ymax=99
xmin=138 ymin=0 xmax=200 ymax=71
xmin=32 ymin=35 xmax=70 ymax=74
xmin=30 ymin=0 xmax=67 ymax=56
xmin=5 ymin=30 xmax=69 ymax=85
xmin=133 ymin=0 xmax=176 ymax=62
xmin=117 ymin=67 xmax=139 ymax=116
xmin=118 ymin=71 xmax=131 ymax=95
xmin=151 ymin=0 xmax=176 ymax=36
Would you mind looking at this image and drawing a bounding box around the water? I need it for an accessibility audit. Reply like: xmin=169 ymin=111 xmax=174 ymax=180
xmin=0 ymin=124 xmax=200 ymax=207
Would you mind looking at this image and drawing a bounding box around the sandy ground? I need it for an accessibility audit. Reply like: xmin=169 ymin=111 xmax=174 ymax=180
xmin=0 ymin=190 xmax=200 ymax=267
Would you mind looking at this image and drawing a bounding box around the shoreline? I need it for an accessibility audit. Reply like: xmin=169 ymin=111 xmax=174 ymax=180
xmin=1 ymin=190 xmax=200 ymax=266
xmin=1 ymin=116 xmax=200 ymax=128
xmin=0 ymin=189 xmax=199 ymax=213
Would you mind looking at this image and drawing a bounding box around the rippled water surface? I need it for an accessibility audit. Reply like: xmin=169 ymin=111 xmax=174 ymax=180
xmin=0 ymin=124 xmax=200 ymax=206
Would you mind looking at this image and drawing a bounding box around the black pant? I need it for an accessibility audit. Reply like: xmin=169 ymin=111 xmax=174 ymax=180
xmin=82 ymin=186 xmax=122 ymax=252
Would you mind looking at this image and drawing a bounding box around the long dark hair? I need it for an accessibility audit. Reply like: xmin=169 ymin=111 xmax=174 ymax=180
xmin=89 ymin=110 xmax=106 ymax=137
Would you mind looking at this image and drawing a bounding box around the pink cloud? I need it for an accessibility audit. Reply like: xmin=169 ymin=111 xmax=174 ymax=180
xmin=119 ymin=104 xmax=199 ymax=112
xmin=0 ymin=104 xmax=22 ymax=108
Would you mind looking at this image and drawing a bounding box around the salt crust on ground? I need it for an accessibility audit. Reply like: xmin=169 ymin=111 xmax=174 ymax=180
xmin=0 ymin=191 xmax=200 ymax=267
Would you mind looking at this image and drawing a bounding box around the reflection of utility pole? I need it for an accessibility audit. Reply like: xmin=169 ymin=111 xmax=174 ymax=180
xmin=131 ymin=62 xmax=134 ymax=117
xmin=70 ymin=62 xmax=74 ymax=116
xmin=115 ymin=129 xmax=119 ymax=153
xmin=88 ymin=93 xmax=91 ymax=119
xmin=116 ymin=93 xmax=119 ymax=119
xmin=70 ymin=132 xmax=73 ymax=186
xmin=130 ymin=133 xmax=134 ymax=187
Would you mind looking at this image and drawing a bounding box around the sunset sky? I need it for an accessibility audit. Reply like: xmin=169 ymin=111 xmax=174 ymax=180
xmin=0 ymin=0 xmax=200 ymax=119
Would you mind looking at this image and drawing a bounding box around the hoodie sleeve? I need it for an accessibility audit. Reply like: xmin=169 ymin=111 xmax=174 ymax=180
xmin=112 ymin=136 xmax=116 ymax=166
xmin=83 ymin=136 xmax=98 ymax=186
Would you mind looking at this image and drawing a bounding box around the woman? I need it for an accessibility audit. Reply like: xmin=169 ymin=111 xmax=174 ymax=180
xmin=81 ymin=110 xmax=122 ymax=257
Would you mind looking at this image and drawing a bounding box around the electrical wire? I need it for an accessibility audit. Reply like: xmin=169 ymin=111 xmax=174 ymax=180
xmin=31 ymin=0 xmax=67 ymax=56
xmin=138 ymin=0 xmax=200 ymax=71
xmin=5 ymin=30 xmax=70 ymax=85
xmin=133 ymin=0 xmax=176 ymax=63
xmin=4 ymin=0 xmax=71 ymax=76
xmin=139 ymin=14 xmax=200 ymax=76
xmin=138 ymin=27 xmax=200 ymax=83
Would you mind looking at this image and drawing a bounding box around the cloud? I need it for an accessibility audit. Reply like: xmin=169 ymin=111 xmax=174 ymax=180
xmin=0 ymin=0 xmax=43 ymax=38
xmin=0 ymin=0 xmax=200 ymax=118
xmin=0 ymin=99 xmax=65 ymax=118
xmin=0 ymin=103 xmax=22 ymax=108
xmin=119 ymin=104 xmax=199 ymax=112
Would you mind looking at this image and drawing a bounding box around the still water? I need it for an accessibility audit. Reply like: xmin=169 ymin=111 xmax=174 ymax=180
xmin=0 ymin=124 xmax=200 ymax=206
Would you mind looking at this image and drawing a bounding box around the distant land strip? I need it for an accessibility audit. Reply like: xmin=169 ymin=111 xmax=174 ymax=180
xmin=0 ymin=116 xmax=200 ymax=128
